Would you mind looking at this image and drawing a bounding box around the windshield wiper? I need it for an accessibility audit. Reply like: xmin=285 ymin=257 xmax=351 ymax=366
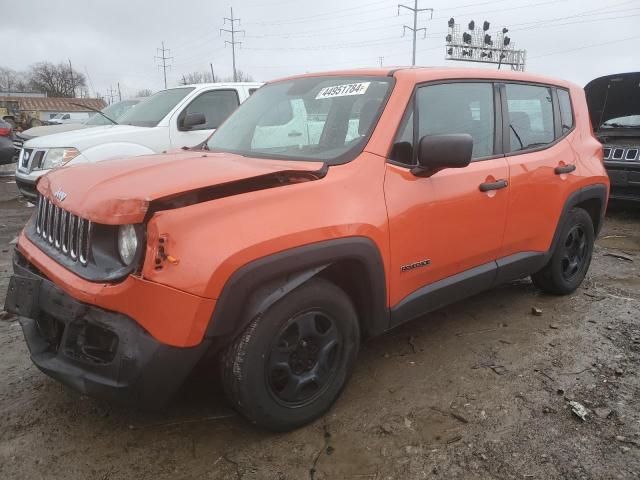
xmin=70 ymin=103 xmax=118 ymax=125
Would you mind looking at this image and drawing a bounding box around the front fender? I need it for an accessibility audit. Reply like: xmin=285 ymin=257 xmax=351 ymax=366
xmin=205 ymin=236 xmax=389 ymax=340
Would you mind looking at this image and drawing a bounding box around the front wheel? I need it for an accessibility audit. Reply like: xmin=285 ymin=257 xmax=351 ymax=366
xmin=220 ymin=277 xmax=360 ymax=431
xmin=531 ymin=207 xmax=594 ymax=295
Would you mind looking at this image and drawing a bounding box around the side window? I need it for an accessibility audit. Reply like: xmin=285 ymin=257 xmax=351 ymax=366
xmin=557 ymin=89 xmax=574 ymax=134
xmin=505 ymin=84 xmax=554 ymax=152
xmin=390 ymin=106 xmax=414 ymax=165
xmin=417 ymin=83 xmax=495 ymax=159
xmin=182 ymin=90 xmax=239 ymax=130
xmin=63 ymin=114 xmax=70 ymax=120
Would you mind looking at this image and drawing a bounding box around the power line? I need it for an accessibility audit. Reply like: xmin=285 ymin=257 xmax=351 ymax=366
xmin=529 ymin=34 xmax=640 ymax=59
xmin=220 ymin=7 xmax=245 ymax=82
xmin=155 ymin=41 xmax=173 ymax=89
xmin=398 ymin=0 xmax=433 ymax=66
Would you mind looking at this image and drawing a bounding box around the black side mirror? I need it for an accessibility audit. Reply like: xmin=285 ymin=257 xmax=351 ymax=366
xmin=411 ymin=133 xmax=473 ymax=177
xmin=182 ymin=112 xmax=207 ymax=130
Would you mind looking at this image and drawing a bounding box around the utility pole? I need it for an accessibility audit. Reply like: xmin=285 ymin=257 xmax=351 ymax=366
xmin=155 ymin=41 xmax=173 ymax=89
xmin=398 ymin=0 xmax=433 ymax=66
xmin=68 ymin=59 xmax=75 ymax=98
xmin=210 ymin=62 xmax=215 ymax=82
xmin=220 ymin=8 xmax=244 ymax=82
xmin=117 ymin=82 xmax=122 ymax=102
xmin=378 ymin=56 xmax=384 ymax=67
xmin=106 ymin=86 xmax=118 ymax=105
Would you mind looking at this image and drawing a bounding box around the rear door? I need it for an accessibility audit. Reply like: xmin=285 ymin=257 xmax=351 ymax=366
xmin=500 ymin=83 xmax=581 ymax=257
xmin=170 ymin=88 xmax=240 ymax=148
xmin=384 ymin=81 xmax=509 ymax=319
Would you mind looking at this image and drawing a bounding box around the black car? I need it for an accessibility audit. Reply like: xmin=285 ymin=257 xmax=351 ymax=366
xmin=0 ymin=118 xmax=19 ymax=165
xmin=585 ymin=72 xmax=640 ymax=202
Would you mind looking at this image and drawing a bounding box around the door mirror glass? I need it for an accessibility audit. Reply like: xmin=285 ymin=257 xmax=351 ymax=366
xmin=413 ymin=134 xmax=473 ymax=177
xmin=182 ymin=112 xmax=207 ymax=129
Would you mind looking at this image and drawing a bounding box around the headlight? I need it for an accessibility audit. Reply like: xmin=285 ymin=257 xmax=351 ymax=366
xmin=117 ymin=224 xmax=138 ymax=265
xmin=41 ymin=148 xmax=80 ymax=169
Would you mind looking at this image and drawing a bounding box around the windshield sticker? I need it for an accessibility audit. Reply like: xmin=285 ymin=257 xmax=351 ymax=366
xmin=315 ymin=82 xmax=370 ymax=100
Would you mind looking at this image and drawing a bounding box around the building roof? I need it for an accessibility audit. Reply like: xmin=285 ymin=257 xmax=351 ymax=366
xmin=0 ymin=96 xmax=106 ymax=112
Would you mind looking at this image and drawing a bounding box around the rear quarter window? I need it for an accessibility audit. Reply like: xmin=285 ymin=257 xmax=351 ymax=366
xmin=557 ymin=89 xmax=574 ymax=134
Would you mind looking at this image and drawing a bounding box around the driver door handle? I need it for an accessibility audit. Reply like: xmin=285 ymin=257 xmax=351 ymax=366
xmin=479 ymin=179 xmax=508 ymax=192
xmin=555 ymin=164 xmax=576 ymax=174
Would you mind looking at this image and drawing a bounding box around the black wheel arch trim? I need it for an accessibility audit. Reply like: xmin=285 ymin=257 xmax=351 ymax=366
xmin=550 ymin=183 xmax=608 ymax=248
xmin=205 ymin=236 xmax=389 ymax=341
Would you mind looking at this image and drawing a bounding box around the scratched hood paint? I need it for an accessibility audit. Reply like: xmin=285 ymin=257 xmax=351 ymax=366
xmin=37 ymin=150 xmax=322 ymax=224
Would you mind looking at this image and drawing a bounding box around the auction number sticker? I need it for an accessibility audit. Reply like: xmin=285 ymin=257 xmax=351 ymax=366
xmin=315 ymin=82 xmax=370 ymax=99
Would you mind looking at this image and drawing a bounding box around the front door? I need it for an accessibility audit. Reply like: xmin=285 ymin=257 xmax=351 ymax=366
xmin=170 ymin=89 xmax=240 ymax=148
xmin=384 ymin=81 xmax=509 ymax=321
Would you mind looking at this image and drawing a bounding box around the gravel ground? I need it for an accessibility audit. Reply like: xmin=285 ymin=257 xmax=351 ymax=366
xmin=0 ymin=178 xmax=638 ymax=480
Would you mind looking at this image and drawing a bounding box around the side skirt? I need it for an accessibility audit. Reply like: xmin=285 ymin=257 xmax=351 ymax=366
xmin=389 ymin=252 xmax=546 ymax=329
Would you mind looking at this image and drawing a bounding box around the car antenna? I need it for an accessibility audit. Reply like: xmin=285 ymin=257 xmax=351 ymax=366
xmin=70 ymin=103 xmax=118 ymax=125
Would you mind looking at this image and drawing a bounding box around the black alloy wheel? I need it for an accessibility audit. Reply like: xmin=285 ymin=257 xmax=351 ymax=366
xmin=220 ymin=277 xmax=360 ymax=431
xmin=267 ymin=310 xmax=341 ymax=406
xmin=531 ymin=207 xmax=594 ymax=295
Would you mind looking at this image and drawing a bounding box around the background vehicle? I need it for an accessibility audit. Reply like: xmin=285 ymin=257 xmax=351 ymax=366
xmin=47 ymin=112 xmax=92 ymax=125
xmin=15 ymin=99 xmax=141 ymax=146
xmin=0 ymin=99 xmax=42 ymax=129
xmin=5 ymin=68 xmax=608 ymax=431
xmin=15 ymin=82 xmax=261 ymax=200
xmin=585 ymin=72 xmax=640 ymax=202
xmin=0 ymin=118 xmax=18 ymax=165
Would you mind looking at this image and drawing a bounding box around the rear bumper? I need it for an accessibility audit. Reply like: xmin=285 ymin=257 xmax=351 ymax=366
xmin=4 ymin=252 xmax=211 ymax=407
xmin=605 ymin=162 xmax=640 ymax=202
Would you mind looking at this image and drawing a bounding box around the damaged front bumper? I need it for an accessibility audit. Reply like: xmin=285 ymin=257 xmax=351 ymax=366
xmin=4 ymin=251 xmax=211 ymax=407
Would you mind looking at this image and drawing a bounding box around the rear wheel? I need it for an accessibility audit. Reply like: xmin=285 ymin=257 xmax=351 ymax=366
xmin=531 ymin=207 xmax=594 ymax=295
xmin=220 ymin=277 xmax=360 ymax=431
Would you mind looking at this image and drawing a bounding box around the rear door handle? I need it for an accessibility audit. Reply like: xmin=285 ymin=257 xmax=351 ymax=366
xmin=479 ymin=179 xmax=508 ymax=192
xmin=555 ymin=164 xmax=576 ymax=174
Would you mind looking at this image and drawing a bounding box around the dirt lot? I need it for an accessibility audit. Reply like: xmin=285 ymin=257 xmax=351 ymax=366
xmin=0 ymin=177 xmax=639 ymax=480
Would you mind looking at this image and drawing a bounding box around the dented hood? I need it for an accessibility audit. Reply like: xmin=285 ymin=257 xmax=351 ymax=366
xmin=37 ymin=150 xmax=324 ymax=224
xmin=585 ymin=72 xmax=640 ymax=129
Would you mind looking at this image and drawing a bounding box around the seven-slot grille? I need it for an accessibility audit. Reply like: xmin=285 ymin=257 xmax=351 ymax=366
xmin=35 ymin=194 xmax=92 ymax=266
xmin=603 ymin=146 xmax=639 ymax=162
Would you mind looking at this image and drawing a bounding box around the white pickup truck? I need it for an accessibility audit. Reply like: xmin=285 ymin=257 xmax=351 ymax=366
xmin=15 ymin=82 xmax=262 ymax=200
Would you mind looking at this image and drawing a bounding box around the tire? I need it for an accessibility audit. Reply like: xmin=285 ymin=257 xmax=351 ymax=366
xmin=29 ymin=118 xmax=43 ymax=128
xmin=531 ymin=207 xmax=594 ymax=295
xmin=220 ymin=277 xmax=360 ymax=431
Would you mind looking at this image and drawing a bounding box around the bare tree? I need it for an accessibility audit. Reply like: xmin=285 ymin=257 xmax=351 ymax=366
xmin=179 ymin=71 xmax=220 ymax=85
xmin=0 ymin=66 xmax=30 ymax=92
xmin=28 ymin=62 xmax=87 ymax=97
xmin=222 ymin=69 xmax=254 ymax=82
xmin=135 ymin=88 xmax=153 ymax=97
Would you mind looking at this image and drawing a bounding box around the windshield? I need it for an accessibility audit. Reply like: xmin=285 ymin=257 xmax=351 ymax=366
xmin=602 ymin=115 xmax=640 ymax=128
xmin=118 ymin=88 xmax=194 ymax=127
xmin=206 ymin=76 xmax=393 ymax=163
xmin=84 ymin=100 xmax=139 ymax=126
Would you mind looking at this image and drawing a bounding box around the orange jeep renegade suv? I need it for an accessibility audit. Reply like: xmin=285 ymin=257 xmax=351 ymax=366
xmin=5 ymin=68 xmax=608 ymax=431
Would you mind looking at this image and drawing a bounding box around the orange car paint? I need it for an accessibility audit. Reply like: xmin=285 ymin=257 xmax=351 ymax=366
xmin=17 ymin=67 xmax=608 ymax=348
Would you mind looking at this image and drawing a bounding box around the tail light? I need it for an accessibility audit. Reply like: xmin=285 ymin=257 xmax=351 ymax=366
xmin=0 ymin=127 xmax=11 ymax=137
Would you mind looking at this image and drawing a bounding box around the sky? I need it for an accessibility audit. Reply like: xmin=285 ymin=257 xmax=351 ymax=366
xmin=0 ymin=0 xmax=638 ymax=99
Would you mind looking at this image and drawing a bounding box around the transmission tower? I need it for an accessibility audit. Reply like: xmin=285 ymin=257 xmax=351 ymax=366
xmin=220 ymin=8 xmax=245 ymax=82
xmin=155 ymin=41 xmax=173 ymax=89
xmin=398 ymin=1 xmax=433 ymax=66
